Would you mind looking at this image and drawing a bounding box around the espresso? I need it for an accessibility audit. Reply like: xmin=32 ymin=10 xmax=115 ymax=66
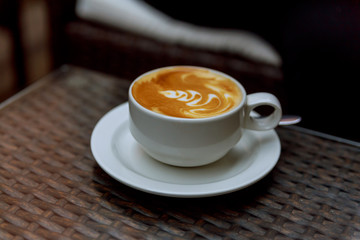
xmin=132 ymin=67 xmax=243 ymax=118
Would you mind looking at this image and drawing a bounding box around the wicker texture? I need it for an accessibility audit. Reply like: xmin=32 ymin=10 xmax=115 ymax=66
xmin=0 ymin=66 xmax=359 ymax=240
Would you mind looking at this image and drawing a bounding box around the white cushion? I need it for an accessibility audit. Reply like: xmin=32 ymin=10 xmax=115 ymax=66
xmin=76 ymin=0 xmax=282 ymax=66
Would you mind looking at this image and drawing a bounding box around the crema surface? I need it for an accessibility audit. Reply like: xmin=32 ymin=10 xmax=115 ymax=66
xmin=132 ymin=67 xmax=243 ymax=118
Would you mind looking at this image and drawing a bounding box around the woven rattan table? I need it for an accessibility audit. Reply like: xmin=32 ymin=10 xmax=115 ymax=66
xmin=0 ymin=66 xmax=359 ymax=240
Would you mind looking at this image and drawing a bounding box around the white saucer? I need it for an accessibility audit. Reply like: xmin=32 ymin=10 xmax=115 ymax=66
xmin=91 ymin=102 xmax=281 ymax=198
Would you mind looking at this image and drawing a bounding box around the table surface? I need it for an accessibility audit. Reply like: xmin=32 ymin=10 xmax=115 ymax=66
xmin=0 ymin=66 xmax=359 ymax=240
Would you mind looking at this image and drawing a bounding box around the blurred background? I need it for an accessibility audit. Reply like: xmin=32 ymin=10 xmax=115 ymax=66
xmin=0 ymin=0 xmax=359 ymax=141
xmin=0 ymin=0 xmax=52 ymax=101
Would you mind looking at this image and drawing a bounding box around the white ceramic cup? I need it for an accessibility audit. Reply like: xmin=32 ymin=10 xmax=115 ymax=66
xmin=128 ymin=66 xmax=282 ymax=167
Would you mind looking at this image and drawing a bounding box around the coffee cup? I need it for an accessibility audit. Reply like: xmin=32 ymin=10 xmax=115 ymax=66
xmin=128 ymin=66 xmax=282 ymax=167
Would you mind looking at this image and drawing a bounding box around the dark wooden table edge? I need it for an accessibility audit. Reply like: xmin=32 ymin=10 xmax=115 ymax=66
xmin=284 ymin=125 xmax=360 ymax=148
xmin=0 ymin=65 xmax=70 ymax=111
xmin=1 ymin=64 xmax=359 ymax=149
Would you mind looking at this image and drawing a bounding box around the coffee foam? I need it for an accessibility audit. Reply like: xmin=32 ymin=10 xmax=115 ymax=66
xmin=132 ymin=67 xmax=243 ymax=118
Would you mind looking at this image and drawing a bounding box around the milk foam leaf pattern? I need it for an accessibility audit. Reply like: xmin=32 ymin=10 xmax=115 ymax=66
xmin=159 ymin=90 xmax=221 ymax=107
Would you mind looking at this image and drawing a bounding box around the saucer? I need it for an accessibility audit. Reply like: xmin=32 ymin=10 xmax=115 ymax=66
xmin=91 ymin=102 xmax=281 ymax=198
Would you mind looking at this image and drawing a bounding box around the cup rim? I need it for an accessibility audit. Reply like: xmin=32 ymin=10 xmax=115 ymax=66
xmin=129 ymin=65 xmax=247 ymax=123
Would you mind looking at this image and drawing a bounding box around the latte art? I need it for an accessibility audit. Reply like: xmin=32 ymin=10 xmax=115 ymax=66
xmin=132 ymin=67 xmax=243 ymax=118
xmin=159 ymin=90 xmax=219 ymax=107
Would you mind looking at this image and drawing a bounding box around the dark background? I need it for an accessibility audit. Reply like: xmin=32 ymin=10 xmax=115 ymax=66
xmin=145 ymin=0 xmax=360 ymax=141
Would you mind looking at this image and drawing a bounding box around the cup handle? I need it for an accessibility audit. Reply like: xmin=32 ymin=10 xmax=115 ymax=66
xmin=244 ymin=92 xmax=282 ymax=131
